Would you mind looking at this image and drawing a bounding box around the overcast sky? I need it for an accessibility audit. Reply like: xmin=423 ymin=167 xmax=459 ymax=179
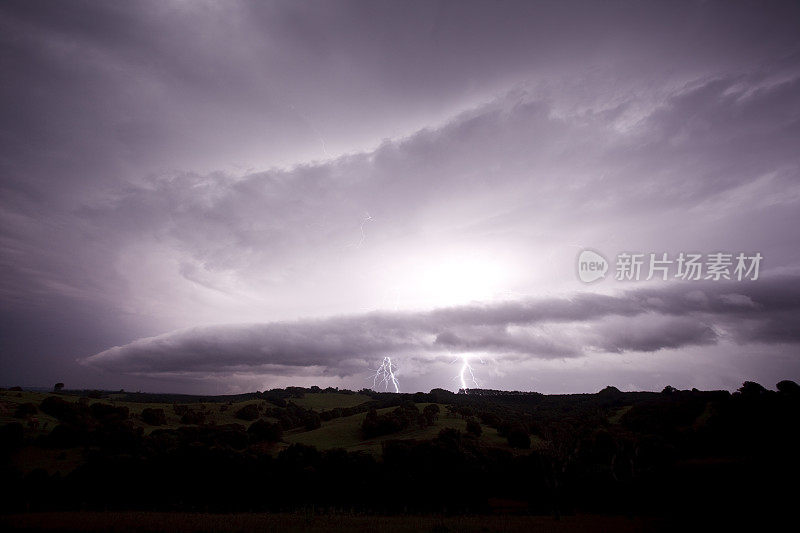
xmin=1 ymin=0 xmax=799 ymax=394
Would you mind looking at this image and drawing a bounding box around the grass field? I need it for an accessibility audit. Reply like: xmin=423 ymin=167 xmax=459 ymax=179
xmin=608 ymin=405 xmax=633 ymax=424
xmin=0 ymin=512 xmax=661 ymax=533
xmin=1 ymin=390 xmax=546 ymax=467
xmin=291 ymin=392 xmax=372 ymax=411
xmin=1 ymin=391 xmax=370 ymax=434
xmin=285 ymin=403 xmax=531 ymax=454
xmin=0 ymin=390 xmax=270 ymax=435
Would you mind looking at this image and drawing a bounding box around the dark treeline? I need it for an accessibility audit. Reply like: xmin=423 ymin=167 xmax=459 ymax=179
xmin=55 ymin=385 xmax=356 ymax=404
xmin=1 ymin=381 xmax=799 ymax=521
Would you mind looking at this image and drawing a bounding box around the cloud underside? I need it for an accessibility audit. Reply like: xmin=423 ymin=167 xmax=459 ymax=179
xmin=83 ymin=275 xmax=800 ymax=378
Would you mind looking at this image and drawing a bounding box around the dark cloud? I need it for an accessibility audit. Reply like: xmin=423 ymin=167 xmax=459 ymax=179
xmin=592 ymin=315 xmax=718 ymax=353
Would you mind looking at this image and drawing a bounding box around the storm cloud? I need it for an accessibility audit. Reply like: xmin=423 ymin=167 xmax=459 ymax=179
xmin=2 ymin=1 xmax=799 ymax=393
xmin=83 ymin=276 xmax=800 ymax=381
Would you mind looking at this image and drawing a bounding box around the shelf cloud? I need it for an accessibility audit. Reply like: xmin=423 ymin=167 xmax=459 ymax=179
xmin=83 ymin=276 xmax=800 ymax=381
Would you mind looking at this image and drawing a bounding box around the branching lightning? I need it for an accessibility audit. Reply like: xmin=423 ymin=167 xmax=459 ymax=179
xmin=374 ymin=356 xmax=400 ymax=393
xmin=455 ymin=354 xmax=480 ymax=392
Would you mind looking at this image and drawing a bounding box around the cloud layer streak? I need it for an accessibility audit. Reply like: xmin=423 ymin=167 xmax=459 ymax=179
xmin=84 ymin=276 xmax=800 ymax=381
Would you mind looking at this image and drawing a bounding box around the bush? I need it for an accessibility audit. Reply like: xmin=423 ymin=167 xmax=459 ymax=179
xmin=40 ymin=396 xmax=83 ymax=423
xmin=90 ymin=403 xmax=129 ymax=423
xmin=14 ymin=402 xmax=38 ymax=419
xmin=304 ymin=412 xmax=322 ymax=431
xmin=362 ymin=404 xmax=422 ymax=438
xmin=248 ymin=419 xmax=282 ymax=442
xmin=479 ymin=411 xmax=500 ymax=427
xmin=497 ymin=421 xmax=511 ymax=437
xmin=234 ymin=404 xmax=260 ymax=421
xmin=507 ymin=426 xmax=530 ymax=449
xmin=466 ymin=418 xmax=482 ymax=437
xmin=438 ymin=427 xmax=462 ymax=445
xmin=141 ymin=408 xmax=167 ymax=426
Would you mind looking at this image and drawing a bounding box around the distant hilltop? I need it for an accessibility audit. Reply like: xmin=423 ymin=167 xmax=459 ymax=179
xmin=457 ymin=388 xmax=543 ymax=396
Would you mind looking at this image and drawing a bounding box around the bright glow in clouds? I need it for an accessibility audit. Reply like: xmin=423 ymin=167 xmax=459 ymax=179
xmin=384 ymin=250 xmax=513 ymax=309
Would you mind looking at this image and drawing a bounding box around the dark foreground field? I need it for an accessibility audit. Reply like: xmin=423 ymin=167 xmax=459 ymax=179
xmin=2 ymin=382 xmax=799 ymax=530
xmin=0 ymin=512 xmax=663 ymax=533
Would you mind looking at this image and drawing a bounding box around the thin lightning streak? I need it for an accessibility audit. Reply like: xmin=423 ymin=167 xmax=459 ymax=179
xmin=289 ymin=104 xmax=331 ymax=158
xmin=347 ymin=212 xmax=373 ymax=249
xmin=357 ymin=212 xmax=373 ymax=247
xmin=374 ymin=356 xmax=400 ymax=393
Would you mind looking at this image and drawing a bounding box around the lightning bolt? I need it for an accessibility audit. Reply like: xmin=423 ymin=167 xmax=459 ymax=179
xmin=289 ymin=104 xmax=330 ymax=158
xmin=357 ymin=212 xmax=373 ymax=247
xmin=456 ymin=354 xmax=480 ymax=392
xmin=346 ymin=212 xmax=373 ymax=249
xmin=373 ymin=356 xmax=400 ymax=393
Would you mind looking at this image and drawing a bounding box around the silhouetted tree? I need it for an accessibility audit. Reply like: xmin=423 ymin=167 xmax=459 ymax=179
xmin=248 ymin=419 xmax=282 ymax=442
xmin=777 ymin=380 xmax=800 ymax=395
xmin=738 ymin=381 xmax=768 ymax=396
xmin=466 ymin=418 xmax=482 ymax=437
xmin=423 ymin=404 xmax=440 ymax=425
xmin=304 ymin=412 xmax=322 ymax=430
xmin=479 ymin=411 xmax=500 ymax=427
xmin=53 ymin=383 xmax=64 ymax=392
xmin=458 ymin=406 xmax=474 ymax=418
xmin=507 ymin=426 xmax=530 ymax=449
xmin=438 ymin=427 xmax=462 ymax=446
xmin=362 ymin=404 xmax=420 ymax=438
xmin=599 ymin=385 xmax=622 ymax=397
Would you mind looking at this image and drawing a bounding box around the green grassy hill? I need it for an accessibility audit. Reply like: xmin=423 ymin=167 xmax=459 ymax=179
xmin=1 ymin=389 xmax=541 ymax=470
xmin=0 ymin=389 xmax=269 ymax=435
xmin=291 ymin=392 xmax=372 ymax=411
xmin=285 ymin=402 xmax=530 ymax=454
